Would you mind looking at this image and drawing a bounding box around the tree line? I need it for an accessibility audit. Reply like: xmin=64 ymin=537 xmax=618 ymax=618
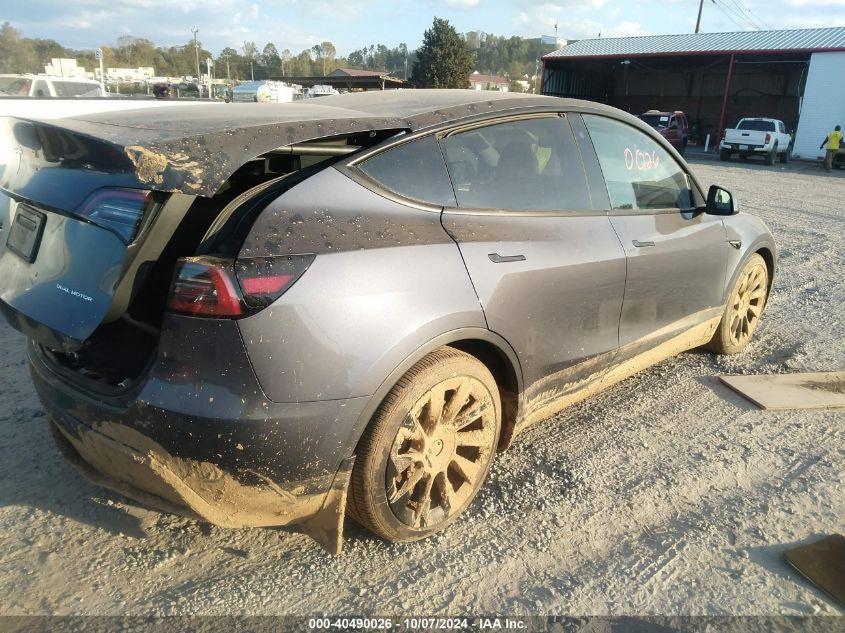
xmin=0 ymin=18 xmax=555 ymax=88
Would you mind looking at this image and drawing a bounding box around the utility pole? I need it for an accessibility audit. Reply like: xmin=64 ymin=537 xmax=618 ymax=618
xmin=207 ymin=58 xmax=213 ymax=98
xmin=191 ymin=26 xmax=202 ymax=98
xmin=96 ymin=47 xmax=105 ymax=94
xmin=221 ymin=52 xmax=231 ymax=95
xmin=695 ymin=0 xmax=705 ymax=33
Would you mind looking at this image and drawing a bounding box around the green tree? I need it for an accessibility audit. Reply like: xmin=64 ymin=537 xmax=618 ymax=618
xmin=0 ymin=22 xmax=39 ymax=73
xmin=411 ymin=17 xmax=471 ymax=89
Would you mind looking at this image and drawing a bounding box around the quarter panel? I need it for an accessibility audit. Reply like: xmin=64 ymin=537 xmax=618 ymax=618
xmin=239 ymin=243 xmax=486 ymax=402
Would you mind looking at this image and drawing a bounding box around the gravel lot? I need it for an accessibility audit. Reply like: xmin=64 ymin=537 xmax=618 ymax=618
xmin=0 ymin=158 xmax=843 ymax=617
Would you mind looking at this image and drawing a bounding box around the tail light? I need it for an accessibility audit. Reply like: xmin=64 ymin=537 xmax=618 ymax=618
xmin=76 ymin=188 xmax=156 ymax=243
xmin=168 ymin=255 xmax=314 ymax=317
xmin=765 ymin=133 xmax=772 ymax=143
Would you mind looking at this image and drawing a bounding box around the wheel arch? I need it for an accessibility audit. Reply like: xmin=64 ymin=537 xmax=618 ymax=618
xmin=348 ymin=328 xmax=524 ymax=457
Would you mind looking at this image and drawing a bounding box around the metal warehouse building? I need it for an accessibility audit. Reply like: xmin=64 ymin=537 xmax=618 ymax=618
xmin=541 ymin=27 xmax=845 ymax=160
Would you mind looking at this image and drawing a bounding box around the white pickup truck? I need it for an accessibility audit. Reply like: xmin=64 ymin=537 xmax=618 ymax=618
xmin=720 ymin=118 xmax=792 ymax=165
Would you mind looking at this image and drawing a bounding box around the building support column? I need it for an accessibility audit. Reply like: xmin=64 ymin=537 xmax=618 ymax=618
xmin=716 ymin=53 xmax=735 ymax=150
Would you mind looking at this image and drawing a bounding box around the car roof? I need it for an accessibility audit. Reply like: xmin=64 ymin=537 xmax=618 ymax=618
xmin=66 ymin=89 xmax=575 ymax=134
xmin=12 ymin=89 xmax=627 ymax=197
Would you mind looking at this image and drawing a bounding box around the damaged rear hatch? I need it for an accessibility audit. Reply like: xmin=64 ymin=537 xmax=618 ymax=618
xmin=0 ymin=103 xmax=407 ymax=351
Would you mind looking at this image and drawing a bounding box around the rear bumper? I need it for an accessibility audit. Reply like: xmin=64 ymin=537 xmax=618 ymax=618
xmin=28 ymin=316 xmax=370 ymax=554
xmin=720 ymin=142 xmax=770 ymax=153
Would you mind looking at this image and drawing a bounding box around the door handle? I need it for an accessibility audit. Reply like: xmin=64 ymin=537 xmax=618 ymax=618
xmin=632 ymin=240 xmax=655 ymax=248
xmin=488 ymin=253 xmax=526 ymax=263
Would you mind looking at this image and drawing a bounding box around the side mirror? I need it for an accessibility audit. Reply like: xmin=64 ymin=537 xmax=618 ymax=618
xmin=706 ymin=185 xmax=739 ymax=215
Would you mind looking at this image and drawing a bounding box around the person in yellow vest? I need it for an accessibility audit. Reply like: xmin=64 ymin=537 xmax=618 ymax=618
xmin=820 ymin=125 xmax=843 ymax=172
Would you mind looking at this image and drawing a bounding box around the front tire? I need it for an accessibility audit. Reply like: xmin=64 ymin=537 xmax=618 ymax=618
xmin=780 ymin=143 xmax=792 ymax=163
xmin=706 ymin=253 xmax=769 ymax=355
xmin=348 ymin=347 xmax=501 ymax=542
xmin=719 ymin=148 xmax=731 ymax=161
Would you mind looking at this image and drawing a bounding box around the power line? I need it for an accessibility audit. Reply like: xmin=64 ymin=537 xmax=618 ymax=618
xmin=722 ymin=0 xmax=764 ymax=29
xmin=717 ymin=0 xmax=760 ymax=30
xmin=724 ymin=0 xmax=773 ymax=30
xmin=735 ymin=0 xmax=775 ymax=30
xmin=710 ymin=0 xmax=758 ymax=31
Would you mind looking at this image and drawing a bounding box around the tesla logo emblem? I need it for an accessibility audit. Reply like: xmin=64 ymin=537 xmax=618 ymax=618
xmin=13 ymin=146 xmax=22 ymax=175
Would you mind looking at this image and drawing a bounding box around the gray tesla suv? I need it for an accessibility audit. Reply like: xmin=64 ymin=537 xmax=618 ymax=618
xmin=0 ymin=90 xmax=775 ymax=553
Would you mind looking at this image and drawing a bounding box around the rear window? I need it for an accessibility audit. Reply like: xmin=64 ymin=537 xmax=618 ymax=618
xmin=52 ymin=81 xmax=101 ymax=97
xmin=738 ymin=120 xmax=775 ymax=132
xmin=358 ymin=135 xmax=456 ymax=206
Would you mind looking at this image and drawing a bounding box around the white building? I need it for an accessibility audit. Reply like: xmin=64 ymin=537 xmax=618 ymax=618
xmin=101 ymin=67 xmax=156 ymax=82
xmin=792 ymin=51 xmax=845 ymax=159
xmin=468 ymin=71 xmax=509 ymax=92
xmin=43 ymin=58 xmax=89 ymax=78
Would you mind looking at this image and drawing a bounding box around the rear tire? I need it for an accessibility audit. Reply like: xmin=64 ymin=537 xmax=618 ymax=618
xmin=348 ymin=347 xmax=501 ymax=542
xmin=706 ymin=253 xmax=769 ymax=355
xmin=719 ymin=148 xmax=731 ymax=161
xmin=765 ymin=144 xmax=777 ymax=165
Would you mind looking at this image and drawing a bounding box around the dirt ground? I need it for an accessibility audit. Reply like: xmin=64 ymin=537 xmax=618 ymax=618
xmin=0 ymin=158 xmax=843 ymax=617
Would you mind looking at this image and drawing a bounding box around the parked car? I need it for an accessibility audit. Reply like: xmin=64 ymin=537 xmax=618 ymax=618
xmin=720 ymin=118 xmax=792 ymax=165
xmin=0 ymin=74 xmax=104 ymax=98
xmin=638 ymin=110 xmax=690 ymax=155
xmin=0 ymin=91 xmax=776 ymax=554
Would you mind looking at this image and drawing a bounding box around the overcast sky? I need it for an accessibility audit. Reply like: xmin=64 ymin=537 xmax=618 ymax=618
xmin=6 ymin=0 xmax=843 ymax=55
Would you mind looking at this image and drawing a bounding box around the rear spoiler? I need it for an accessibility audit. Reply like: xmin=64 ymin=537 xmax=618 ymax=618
xmin=0 ymin=112 xmax=406 ymax=206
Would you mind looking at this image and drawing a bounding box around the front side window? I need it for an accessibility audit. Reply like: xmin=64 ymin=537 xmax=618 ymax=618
xmin=358 ymin=134 xmax=456 ymax=207
xmin=583 ymin=114 xmax=693 ymax=211
xmin=438 ymin=116 xmax=593 ymax=211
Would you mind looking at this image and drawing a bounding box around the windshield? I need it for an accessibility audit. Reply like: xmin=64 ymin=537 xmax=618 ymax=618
xmin=52 ymin=81 xmax=102 ymax=97
xmin=738 ymin=119 xmax=775 ymax=132
xmin=0 ymin=77 xmax=33 ymax=96
xmin=639 ymin=113 xmax=670 ymax=129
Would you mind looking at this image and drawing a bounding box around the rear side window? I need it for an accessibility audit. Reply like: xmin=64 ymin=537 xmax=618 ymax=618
xmin=583 ymin=114 xmax=693 ymax=211
xmin=439 ymin=116 xmax=593 ymax=211
xmin=52 ymin=81 xmax=100 ymax=97
xmin=358 ymin=135 xmax=456 ymax=206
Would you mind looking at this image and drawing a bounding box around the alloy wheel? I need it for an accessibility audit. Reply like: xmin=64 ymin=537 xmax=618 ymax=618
xmin=728 ymin=261 xmax=767 ymax=346
xmin=385 ymin=376 xmax=497 ymax=529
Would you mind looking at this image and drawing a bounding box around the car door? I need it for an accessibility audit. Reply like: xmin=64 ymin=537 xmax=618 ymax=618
xmin=581 ymin=113 xmax=729 ymax=353
xmin=439 ymin=114 xmax=627 ymax=421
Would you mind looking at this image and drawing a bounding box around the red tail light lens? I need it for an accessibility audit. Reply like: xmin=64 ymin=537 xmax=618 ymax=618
xmin=76 ymin=188 xmax=156 ymax=243
xmin=168 ymin=257 xmax=243 ymax=317
xmin=765 ymin=133 xmax=772 ymax=143
xmin=234 ymin=255 xmax=315 ymax=309
xmin=168 ymin=254 xmax=314 ymax=317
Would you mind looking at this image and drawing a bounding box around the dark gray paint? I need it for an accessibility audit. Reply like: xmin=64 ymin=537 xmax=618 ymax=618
xmin=238 ymin=170 xmax=485 ymax=402
xmin=607 ymin=209 xmax=729 ymax=346
xmin=442 ymin=212 xmax=627 ymax=390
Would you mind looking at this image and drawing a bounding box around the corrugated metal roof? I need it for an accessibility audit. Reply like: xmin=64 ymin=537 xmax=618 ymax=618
xmin=544 ymin=26 xmax=845 ymax=59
